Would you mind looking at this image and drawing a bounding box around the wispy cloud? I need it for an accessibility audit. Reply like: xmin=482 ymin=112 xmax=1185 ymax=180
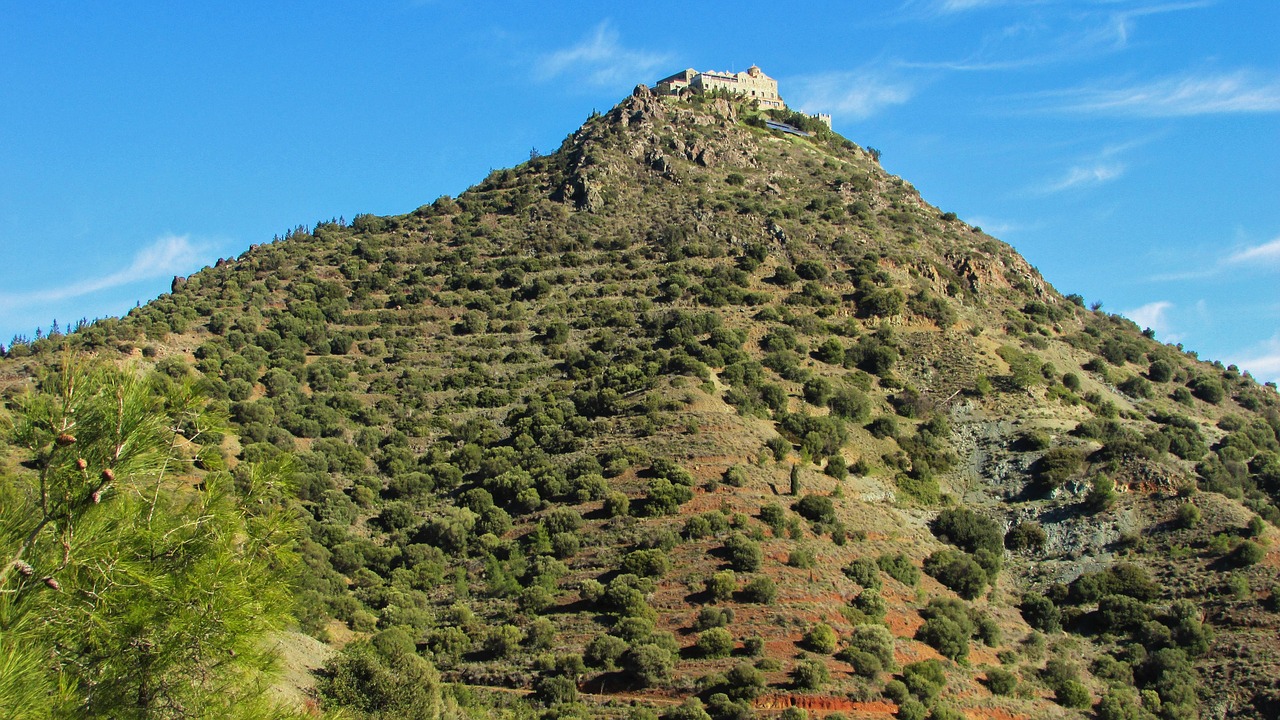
xmin=536 ymin=22 xmax=672 ymax=88
xmin=1122 ymin=300 xmax=1175 ymax=337
xmin=1232 ymin=335 xmax=1280 ymax=385
xmin=904 ymin=2 xmax=1214 ymax=71
xmin=1225 ymin=236 xmax=1280 ymax=265
xmin=1047 ymin=70 xmax=1280 ymax=117
xmin=789 ymin=72 xmax=915 ymax=119
xmin=1038 ymin=162 xmax=1125 ymax=193
xmin=1148 ymin=234 xmax=1280 ymax=281
xmin=963 ymin=216 xmax=1034 ymax=235
xmin=0 ymin=234 xmax=206 ymax=312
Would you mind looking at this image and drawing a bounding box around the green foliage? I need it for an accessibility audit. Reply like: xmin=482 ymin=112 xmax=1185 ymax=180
xmin=923 ymin=550 xmax=988 ymax=600
xmin=843 ymin=557 xmax=883 ymax=590
xmin=741 ymin=576 xmax=777 ymax=603
xmin=1232 ymin=540 xmax=1265 ymax=566
xmin=791 ymin=657 xmax=830 ymax=689
xmin=1004 ymin=521 xmax=1046 ymax=552
xmin=793 ymin=494 xmax=836 ymax=524
xmin=915 ymin=599 xmax=978 ymax=661
xmin=722 ymin=533 xmax=762 ymax=572
xmin=931 ymin=508 xmax=1003 ymax=556
xmin=1 ymin=362 xmax=299 ymax=718
xmin=696 ymin=627 xmax=735 ymax=658
xmin=623 ymin=644 xmax=675 ymax=688
xmin=706 ymin=570 xmax=737 ymax=602
xmin=984 ymin=668 xmax=1017 ymax=696
xmin=1019 ymin=593 xmax=1062 ymax=633
xmin=323 ymin=631 xmax=444 ymax=718
xmin=876 ymin=553 xmax=920 ymax=586
xmin=803 ymin=622 xmax=839 ymax=654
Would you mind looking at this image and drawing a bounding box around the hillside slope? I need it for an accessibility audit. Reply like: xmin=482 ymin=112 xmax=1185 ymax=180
xmin=4 ymin=85 xmax=1280 ymax=719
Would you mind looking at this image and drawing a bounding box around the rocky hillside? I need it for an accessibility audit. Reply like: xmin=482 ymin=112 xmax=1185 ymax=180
xmin=4 ymin=85 xmax=1279 ymax=719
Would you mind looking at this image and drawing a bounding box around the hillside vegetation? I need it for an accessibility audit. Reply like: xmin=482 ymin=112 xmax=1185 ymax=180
xmin=3 ymin=85 xmax=1279 ymax=719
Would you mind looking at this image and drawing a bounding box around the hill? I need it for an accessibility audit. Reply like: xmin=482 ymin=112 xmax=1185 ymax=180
xmin=3 ymin=85 xmax=1280 ymax=719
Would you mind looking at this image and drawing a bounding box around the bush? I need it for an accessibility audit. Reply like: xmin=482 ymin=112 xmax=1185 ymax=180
xmin=804 ymin=623 xmax=839 ymax=654
xmin=696 ymin=628 xmax=734 ymax=658
xmin=585 ymin=634 xmax=628 ymax=670
xmin=1055 ymin=680 xmax=1091 ymax=708
xmin=622 ymin=549 xmax=670 ymax=578
xmin=1036 ymin=447 xmax=1084 ymax=489
xmin=1019 ymin=593 xmax=1062 ymax=633
xmin=844 ymin=624 xmax=895 ymax=669
xmin=900 ymin=659 xmax=946 ymax=702
xmin=1232 ymin=540 xmax=1265 ymax=567
xmin=706 ymin=571 xmax=737 ymax=602
xmin=843 ymin=557 xmax=883 ymax=590
xmin=793 ymin=494 xmax=836 ymax=524
xmin=741 ymin=576 xmax=777 ymax=603
xmin=791 ymin=658 xmax=830 ymax=690
xmin=923 ymin=550 xmax=988 ymax=600
xmin=604 ymin=492 xmax=631 ymax=518
xmin=623 ymin=644 xmax=674 ymax=688
xmin=1175 ymin=502 xmax=1201 ymax=529
xmin=1005 ymin=521 xmax=1046 ymax=552
xmin=916 ymin=599 xmax=976 ymax=661
xmin=932 ymin=508 xmax=1003 ymax=556
xmin=984 ymin=668 xmax=1017 ymax=695
xmin=723 ymin=533 xmax=762 ymax=572
xmin=877 ymin=553 xmax=920 ymax=586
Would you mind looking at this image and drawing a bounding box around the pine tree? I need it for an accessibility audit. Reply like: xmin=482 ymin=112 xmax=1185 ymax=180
xmin=0 ymin=359 xmax=303 ymax=718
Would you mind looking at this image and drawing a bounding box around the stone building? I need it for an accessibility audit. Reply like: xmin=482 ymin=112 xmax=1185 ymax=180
xmin=656 ymin=65 xmax=784 ymax=109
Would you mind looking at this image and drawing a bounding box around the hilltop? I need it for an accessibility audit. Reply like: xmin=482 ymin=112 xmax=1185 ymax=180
xmin=3 ymin=85 xmax=1279 ymax=719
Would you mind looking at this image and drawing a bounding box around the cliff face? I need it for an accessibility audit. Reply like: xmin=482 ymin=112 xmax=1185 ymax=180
xmin=6 ymin=86 xmax=1280 ymax=719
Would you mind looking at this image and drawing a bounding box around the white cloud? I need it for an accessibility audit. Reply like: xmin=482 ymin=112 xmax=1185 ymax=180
xmin=1226 ymin=236 xmax=1280 ymax=265
xmin=1122 ymin=300 xmax=1174 ymax=336
xmin=789 ymin=72 xmax=914 ymax=119
xmin=963 ymin=216 xmax=1032 ymax=235
xmin=1050 ymin=70 xmax=1280 ymax=117
xmin=0 ymin=234 xmax=206 ymax=311
xmin=1232 ymin=335 xmax=1280 ymax=385
xmin=536 ymin=22 xmax=672 ymax=88
xmin=1038 ymin=161 xmax=1125 ymax=193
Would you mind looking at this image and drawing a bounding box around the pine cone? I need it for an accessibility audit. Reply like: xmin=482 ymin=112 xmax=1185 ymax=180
xmin=101 ymin=468 xmax=115 ymax=482
xmin=43 ymin=576 xmax=60 ymax=591
xmin=55 ymin=433 xmax=76 ymax=446
xmin=13 ymin=560 xmax=33 ymax=576
xmin=75 ymin=458 xmax=88 ymax=470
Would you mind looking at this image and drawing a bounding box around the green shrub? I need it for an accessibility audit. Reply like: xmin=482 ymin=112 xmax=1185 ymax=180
xmin=1175 ymin=502 xmax=1201 ymax=529
xmin=1004 ymin=521 xmax=1046 ymax=552
xmin=585 ymin=634 xmax=628 ymax=670
xmin=932 ymin=508 xmax=1003 ymax=556
xmin=723 ymin=533 xmax=762 ymax=572
xmin=1233 ymin=540 xmax=1265 ymax=566
xmin=877 ymin=553 xmax=920 ymax=586
xmin=1019 ymin=593 xmax=1062 ymax=633
xmin=696 ymin=628 xmax=735 ymax=658
xmin=622 ymin=549 xmax=670 ymax=578
xmin=793 ymin=494 xmax=836 ymax=524
xmin=623 ymin=644 xmax=674 ymax=688
xmin=604 ymin=492 xmax=631 ymax=518
xmin=741 ymin=576 xmax=777 ymax=603
xmin=706 ymin=570 xmax=737 ymax=602
xmin=923 ymin=549 xmax=988 ymax=600
xmin=985 ymin=668 xmax=1017 ymax=695
xmin=916 ymin=599 xmax=976 ymax=661
xmin=803 ymin=623 xmax=839 ymax=654
xmin=843 ymin=557 xmax=883 ymax=590
xmin=791 ymin=658 xmax=830 ymax=690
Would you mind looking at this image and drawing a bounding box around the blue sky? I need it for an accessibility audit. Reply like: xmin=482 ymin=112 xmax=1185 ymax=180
xmin=2 ymin=1 xmax=1277 ymax=381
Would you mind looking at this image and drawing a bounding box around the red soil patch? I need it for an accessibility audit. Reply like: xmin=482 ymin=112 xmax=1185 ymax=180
xmin=755 ymin=695 xmax=897 ymax=717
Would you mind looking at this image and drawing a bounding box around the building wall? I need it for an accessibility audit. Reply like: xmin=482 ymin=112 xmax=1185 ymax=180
xmin=657 ymin=66 xmax=784 ymax=109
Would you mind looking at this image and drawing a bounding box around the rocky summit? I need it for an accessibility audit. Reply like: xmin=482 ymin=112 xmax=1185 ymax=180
xmin=3 ymin=84 xmax=1279 ymax=720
